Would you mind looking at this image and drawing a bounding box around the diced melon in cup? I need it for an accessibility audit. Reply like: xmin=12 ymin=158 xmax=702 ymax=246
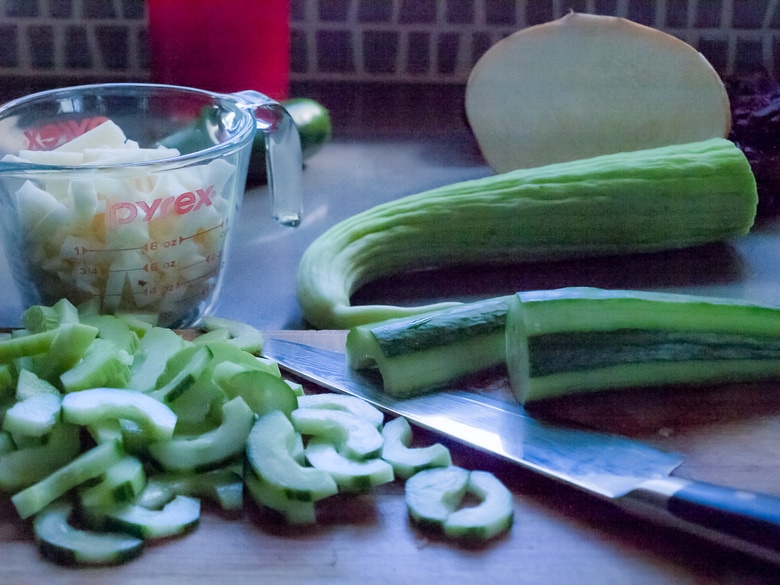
xmin=6 ymin=118 xmax=238 ymax=326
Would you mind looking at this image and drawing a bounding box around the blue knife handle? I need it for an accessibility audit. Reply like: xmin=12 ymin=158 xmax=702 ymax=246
xmin=620 ymin=477 xmax=780 ymax=565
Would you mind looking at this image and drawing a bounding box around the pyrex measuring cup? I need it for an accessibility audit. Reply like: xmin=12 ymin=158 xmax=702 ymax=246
xmin=0 ymin=83 xmax=303 ymax=327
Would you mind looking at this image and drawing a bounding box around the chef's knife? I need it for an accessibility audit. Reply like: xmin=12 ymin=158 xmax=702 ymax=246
xmin=262 ymin=336 xmax=780 ymax=565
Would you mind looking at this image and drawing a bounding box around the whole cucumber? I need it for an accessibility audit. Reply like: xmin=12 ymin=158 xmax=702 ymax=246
xmin=297 ymin=138 xmax=757 ymax=330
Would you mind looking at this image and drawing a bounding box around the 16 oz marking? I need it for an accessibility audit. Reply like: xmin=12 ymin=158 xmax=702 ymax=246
xmin=144 ymin=260 xmax=177 ymax=272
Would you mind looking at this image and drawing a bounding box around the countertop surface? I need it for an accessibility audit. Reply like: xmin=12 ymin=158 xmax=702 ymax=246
xmin=1 ymin=83 xmax=780 ymax=583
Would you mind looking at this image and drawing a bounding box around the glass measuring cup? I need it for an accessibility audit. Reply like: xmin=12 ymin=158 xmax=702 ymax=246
xmin=0 ymin=83 xmax=303 ymax=327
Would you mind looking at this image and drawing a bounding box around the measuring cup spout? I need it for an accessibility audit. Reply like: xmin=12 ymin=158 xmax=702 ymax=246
xmin=234 ymin=90 xmax=303 ymax=227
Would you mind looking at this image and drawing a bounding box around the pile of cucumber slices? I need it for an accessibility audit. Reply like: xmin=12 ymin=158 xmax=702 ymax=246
xmin=0 ymin=300 xmax=513 ymax=566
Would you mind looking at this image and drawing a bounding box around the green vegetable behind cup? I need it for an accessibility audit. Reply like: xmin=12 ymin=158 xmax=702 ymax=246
xmin=249 ymin=98 xmax=332 ymax=182
xmin=161 ymin=97 xmax=332 ymax=183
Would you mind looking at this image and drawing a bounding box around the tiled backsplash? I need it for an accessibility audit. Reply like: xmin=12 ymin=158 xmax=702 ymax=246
xmin=0 ymin=0 xmax=148 ymax=83
xmin=3 ymin=0 xmax=780 ymax=91
xmin=289 ymin=0 xmax=780 ymax=83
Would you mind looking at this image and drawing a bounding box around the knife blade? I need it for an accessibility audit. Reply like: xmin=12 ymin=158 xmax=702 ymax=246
xmin=262 ymin=336 xmax=780 ymax=565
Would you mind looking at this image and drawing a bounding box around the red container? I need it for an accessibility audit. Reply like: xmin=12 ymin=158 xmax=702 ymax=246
xmin=147 ymin=0 xmax=291 ymax=99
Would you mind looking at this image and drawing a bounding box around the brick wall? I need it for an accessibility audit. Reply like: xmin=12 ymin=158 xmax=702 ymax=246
xmin=1 ymin=0 xmax=779 ymax=90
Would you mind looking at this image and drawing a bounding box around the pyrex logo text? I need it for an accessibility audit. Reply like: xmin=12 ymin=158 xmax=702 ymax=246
xmin=108 ymin=186 xmax=214 ymax=227
xmin=24 ymin=116 xmax=109 ymax=150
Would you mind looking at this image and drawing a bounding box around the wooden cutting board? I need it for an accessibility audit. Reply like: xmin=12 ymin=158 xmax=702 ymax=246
xmin=0 ymin=329 xmax=778 ymax=584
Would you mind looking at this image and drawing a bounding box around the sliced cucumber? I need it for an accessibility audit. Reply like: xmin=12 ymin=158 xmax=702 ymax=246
xmin=127 ymin=326 xmax=188 ymax=393
xmin=0 ymin=364 xmax=15 ymax=400
xmin=60 ymin=338 xmax=132 ymax=393
xmin=87 ymin=419 xmax=124 ymax=445
xmin=285 ymin=379 xmax=305 ymax=397
xmin=22 ymin=299 xmax=79 ymax=333
xmin=147 ymin=396 xmax=254 ymax=472
xmin=193 ymin=328 xmax=230 ymax=345
xmin=0 ymin=430 xmax=14 ymax=455
xmin=78 ymin=313 xmax=139 ymax=356
xmin=163 ymin=374 xmax=224 ymax=432
xmin=290 ymin=430 xmax=306 ymax=465
xmin=0 ymin=327 xmax=63 ymax=363
xmin=87 ymin=418 xmax=152 ymax=457
xmin=87 ymin=495 xmax=201 ymax=540
xmin=61 ymin=388 xmax=177 ymax=442
xmin=12 ymin=439 xmax=125 ymax=519
xmin=243 ymin=467 xmax=317 ymax=525
xmin=113 ymin=312 xmax=157 ymax=336
xmin=136 ymin=467 xmax=244 ymax=512
xmin=0 ymin=422 xmax=81 ymax=492
xmin=8 ymin=431 xmax=45 ymax=450
xmin=2 ymin=392 xmax=62 ymax=437
xmin=404 ymin=466 xmax=469 ymax=530
xmin=304 ymin=437 xmax=394 ymax=492
xmin=117 ymin=419 xmax=151 ymax=457
xmin=381 ymin=416 xmax=452 ymax=479
xmin=78 ymin=455 xmax=147 ymax=511
xmin=34 ymin=500 xmax=144 ymax=566
xmin=200 ymin=340 xmax=282 ymax=376
xmin=32 ymin=322 xmax=101 ymax=384
xmin=290 ymin=408 xmax=384 ymax=460
xmin=405 ymin=466 xmax=514 ymax=541
xmin=212 ymin=362 xmax=298 ymax=417
xmin=296 ymin=393 xmax=384 ymax=429
xmin=15 ymin=369 xmax=60 ymax=400
xmin=201 ymin=316 xmax=264 ymax=354
xmin=246 ymin=410 xmax=338 ymax=503
xmin=443 ymin=471 xmax=514 ymax=541
xmin=147 ymin=345 xmax=212 ymax=404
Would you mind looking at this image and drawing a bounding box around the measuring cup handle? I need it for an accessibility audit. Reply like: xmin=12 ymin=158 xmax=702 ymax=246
xmin=234 ymin=91 xmax=303 ymax=227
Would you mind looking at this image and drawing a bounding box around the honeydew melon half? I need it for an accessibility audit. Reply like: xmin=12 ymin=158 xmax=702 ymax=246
xmin=465 ymin=12 xmax=731 ymax=173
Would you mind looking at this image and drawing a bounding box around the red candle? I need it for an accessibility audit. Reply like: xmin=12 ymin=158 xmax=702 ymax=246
xmin=147 ymin=0 xmax=291 ymax=99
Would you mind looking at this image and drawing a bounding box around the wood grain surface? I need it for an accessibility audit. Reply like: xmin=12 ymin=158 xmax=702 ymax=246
xmin=1 ymin=329 xmax=779 ymax=584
